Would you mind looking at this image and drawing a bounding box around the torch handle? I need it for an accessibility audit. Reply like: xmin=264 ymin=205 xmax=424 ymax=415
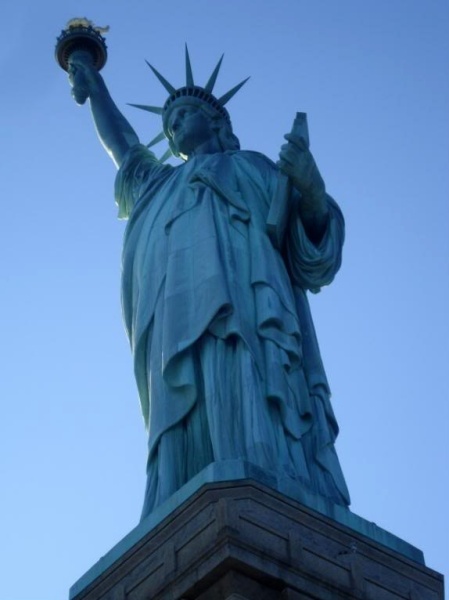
xmin=68 ymin=49 xmax=95 ymax=105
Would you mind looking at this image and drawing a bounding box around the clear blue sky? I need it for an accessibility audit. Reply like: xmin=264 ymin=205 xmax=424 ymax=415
xmin=1 ymin=1 xmax=448 ymax=598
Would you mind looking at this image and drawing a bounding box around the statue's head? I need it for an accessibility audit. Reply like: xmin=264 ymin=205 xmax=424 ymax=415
xmin=164 ymin=96 xmax=241 ymax=160
xmin=129 ymin=47 xmax=248 ymax=162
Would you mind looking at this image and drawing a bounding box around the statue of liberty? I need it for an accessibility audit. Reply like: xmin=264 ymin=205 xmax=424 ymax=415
xmin=65 ymin=40 xmax=350 ymax=520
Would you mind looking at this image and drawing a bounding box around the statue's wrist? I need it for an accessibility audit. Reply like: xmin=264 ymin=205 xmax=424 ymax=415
xmin=298 ymin=177 xmax=326 ymax=209
xmin=292 ymin=159 xmax=324 ymax=198
xmin=89 ymin=68 xmax=105 ymax=91
xmin=297 ymin=180 xmax=328 ymax=228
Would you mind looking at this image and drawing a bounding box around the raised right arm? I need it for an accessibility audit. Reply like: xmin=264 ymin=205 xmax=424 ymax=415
xmin=68 ymin=50 xmax=139 ymax=168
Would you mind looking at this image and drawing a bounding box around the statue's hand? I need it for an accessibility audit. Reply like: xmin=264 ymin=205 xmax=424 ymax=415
xmin=278 ymin=133 xmax=329 ymax=241
xmin=67 ymin=51 xmax=101 ymax=105
xmin=278 ymin=133 xmax=326 ymax=202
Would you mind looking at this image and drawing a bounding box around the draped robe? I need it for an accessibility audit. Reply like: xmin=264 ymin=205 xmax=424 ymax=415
xmin=115 ymin=144 xmax=350 ymax=518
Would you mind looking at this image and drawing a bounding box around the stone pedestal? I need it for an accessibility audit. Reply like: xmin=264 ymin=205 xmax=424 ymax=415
xmin=70 ymin=480 xmax=444 ymax=600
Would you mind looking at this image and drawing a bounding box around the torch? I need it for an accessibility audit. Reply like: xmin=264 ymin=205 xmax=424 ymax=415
xmin=55 ymin=18 xmax=109 ymax=104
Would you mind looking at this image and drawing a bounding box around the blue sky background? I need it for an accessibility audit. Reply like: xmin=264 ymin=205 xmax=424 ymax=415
xmin=0 ymin=1 xmax=448 ymax=598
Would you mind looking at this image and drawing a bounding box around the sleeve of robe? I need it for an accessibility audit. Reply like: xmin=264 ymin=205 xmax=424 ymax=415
xmin=285 ymin=193 xmax=350 ymax=505
xmin=285 ymin=194 xmax=345 ymax=294
xmin=115 ymin=144 xmax=172 ymax=218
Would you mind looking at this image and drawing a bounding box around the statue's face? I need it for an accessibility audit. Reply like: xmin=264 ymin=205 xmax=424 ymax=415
xmin=167 ymin=105 xmax=215 ymax=157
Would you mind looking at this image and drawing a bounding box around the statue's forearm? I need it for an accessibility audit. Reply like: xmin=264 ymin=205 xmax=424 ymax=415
xmin=278 ymin=130 xmax=331 ymax=244
xmin=295 ymin=167 xmax=329 ymax=245
xmin=89 ymin=78 xmax=140 ymax=168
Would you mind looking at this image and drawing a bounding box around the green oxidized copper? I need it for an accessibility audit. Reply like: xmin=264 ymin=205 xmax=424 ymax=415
xmin=59 ymin=32 xmax=350 ymax=520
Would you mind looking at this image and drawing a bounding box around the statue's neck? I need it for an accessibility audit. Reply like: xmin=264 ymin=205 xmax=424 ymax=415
xmin=185 ymin=137 xmax=222 ymax=160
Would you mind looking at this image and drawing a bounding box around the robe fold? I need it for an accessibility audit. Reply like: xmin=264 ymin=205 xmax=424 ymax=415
xmin=115 ymin=144 xmax=350 ymax=517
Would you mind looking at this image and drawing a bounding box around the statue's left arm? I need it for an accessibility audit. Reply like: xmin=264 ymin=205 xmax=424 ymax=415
xmin=278 ymin=134 xmax=345 ymax=292
xmin=278 ymin=133 xmax=329 ymax=245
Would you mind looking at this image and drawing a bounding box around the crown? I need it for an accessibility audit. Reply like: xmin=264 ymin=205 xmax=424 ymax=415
xmin=129 ymin=46 xmax=249 ymax=161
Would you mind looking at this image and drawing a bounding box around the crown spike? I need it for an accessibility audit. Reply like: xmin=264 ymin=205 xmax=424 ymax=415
xmin=204 ymin=54 xmax=224 ymax=93
xmin=146 ymin=131 xmax=166 ymax=148
xmin=159 ymin=147 xmax=173 ymax=163
xmin=128 ymin=103 xmax=164 ymax=115
xmin=145 ymin=60 xmax=176 ymax=94
xmin=185 ymin=44 xmax=194 ymax=87
xmin=218 ymin=76 xmax=250 ymax=106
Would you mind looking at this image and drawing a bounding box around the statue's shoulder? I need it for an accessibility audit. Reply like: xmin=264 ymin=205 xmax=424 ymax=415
xmin=119 ymin=144 xmax=174 ymax=180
